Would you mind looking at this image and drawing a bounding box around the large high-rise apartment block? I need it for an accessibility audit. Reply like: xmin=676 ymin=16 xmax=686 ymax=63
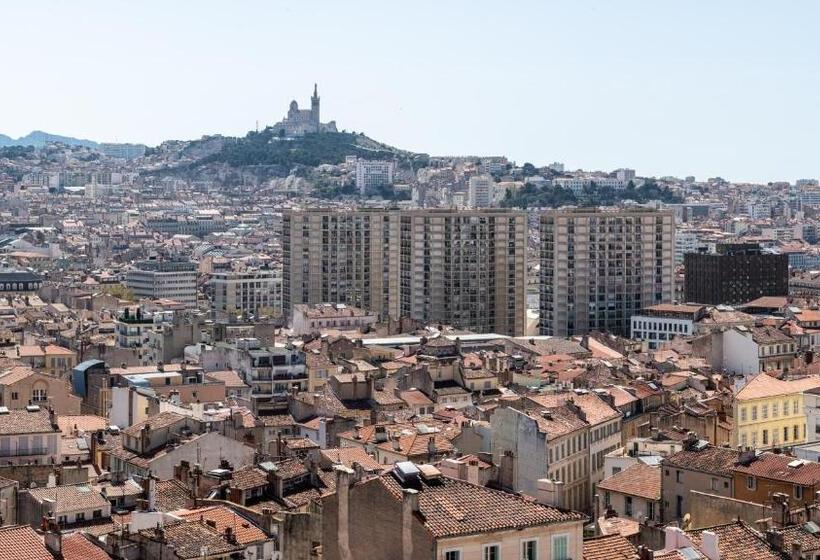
xmin=684 ymin=243 xmax=789 ymax=305
xmin=282 ymin=209 xmax=527 ymax=336
xmin=125 ymin=260 xmax=198 ymax=308
xmin=539 ymin=208 xmax=675 ymax=337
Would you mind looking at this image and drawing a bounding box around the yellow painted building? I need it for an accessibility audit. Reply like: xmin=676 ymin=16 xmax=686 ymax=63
xmin=733 ymin=373 xmax=820 ymax=449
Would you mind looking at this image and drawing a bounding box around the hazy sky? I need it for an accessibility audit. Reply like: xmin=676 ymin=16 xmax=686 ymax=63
xmin=2 ymin=1 xmax=818 ymax=182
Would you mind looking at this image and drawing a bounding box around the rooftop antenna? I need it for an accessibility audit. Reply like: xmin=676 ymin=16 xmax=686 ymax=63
xmin=255 ymin=120 xmax=259 ymax=133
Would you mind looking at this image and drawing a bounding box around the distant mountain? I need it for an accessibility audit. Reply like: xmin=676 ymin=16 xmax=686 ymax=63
xmin=0 ymin=130 xmax=99 ymax=148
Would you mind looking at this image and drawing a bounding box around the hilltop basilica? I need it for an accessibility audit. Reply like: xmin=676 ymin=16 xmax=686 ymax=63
xmin=270 ymin=84 xmax=338 ymax=137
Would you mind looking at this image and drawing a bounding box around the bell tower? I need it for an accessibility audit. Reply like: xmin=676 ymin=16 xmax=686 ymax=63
xmin=311 ymin=83 xmax=320 ymax=128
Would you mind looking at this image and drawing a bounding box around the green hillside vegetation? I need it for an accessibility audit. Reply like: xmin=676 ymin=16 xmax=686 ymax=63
xmin=502 ymin=179 xmax=682 ymax=209
xmin=199 ymin=129 xmax=399 ymax=168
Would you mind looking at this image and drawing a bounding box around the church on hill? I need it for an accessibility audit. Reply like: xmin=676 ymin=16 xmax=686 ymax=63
xmin=270 ymin=84 xmax=338 ymax=137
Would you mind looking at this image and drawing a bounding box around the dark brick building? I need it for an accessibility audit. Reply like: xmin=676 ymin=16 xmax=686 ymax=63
xmin=684 ymin=243 xmax=788 ymax=305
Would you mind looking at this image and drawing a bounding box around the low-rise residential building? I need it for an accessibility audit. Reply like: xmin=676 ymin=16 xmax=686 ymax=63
xmin=0 ymin=366 xmax=81 ymax=414
xmin=322 ymin=463 xmax=585 ymax=560
xmin=732 ymin=451 xmax=820 ymax=508
xmin=630 ymin=304 xmax=707 ymax=350
xmin=733 ymin=373 xmax=820 ymax=449
xmin=18 ymin=483 xmax=111 ymax=528
xmin=597 ymin=462 xmax=661 ymax=524
xmin=660 ymin=438 xmax=739 ymax=523
xmin=0 ymin=406 xmax=61 ymax=465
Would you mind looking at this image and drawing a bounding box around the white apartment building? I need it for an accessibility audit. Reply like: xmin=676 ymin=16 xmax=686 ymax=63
xmin=126 ymin=260 xmax=198 ymax=308
xmin=291 ymin=303 xmax=377 ymax=335
xmin=675 ymin=230 xmax=700 ymax=264
xmin=540 ymin=207 xmax=676 ymax=337
xmin=630 ymin=304 xmax=706 ymax=350
xmin=614 ymin=168 xmax=636 ymax=182
xmin=355 ymin=160 xmax=394 ymax=195
xmin=209 ymin=268 xmax=282 ymax=319
xmin=468 ymin=175 xmax=494 ymax=208
xmin=553 ymin=176 xmax=628 ymax=195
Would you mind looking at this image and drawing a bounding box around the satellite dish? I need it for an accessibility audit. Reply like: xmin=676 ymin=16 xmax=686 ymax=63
xmin=682 ymin=512 xmax=692 ymax=530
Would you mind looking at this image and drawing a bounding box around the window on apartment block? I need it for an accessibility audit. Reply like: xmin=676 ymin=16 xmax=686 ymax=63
xmin=626 ymin=496 xmax=633 ymax=516
xmin=521 ymin=539 xmax=538 ymax=560
xmin=784 ymin=400 xmax=790 ymax=416
xmin=676 ymin=470 xmax=682 ymax=483
xmin=552 ymin=535 xmax=569 ymax=560
xmin=785 ymin=426 xmax=790 ymax=441
xmin=762 ymin=430 xmax=769 ymax=445
xmin=444 ymin=551 xmax=461 ymax=560
xmin=647 ymin=501 xmax=655 ymax=520
xmin=795 ymin=401 xmax=799 ymax=415
xmin=740 ymin=407 xmax=747 ymax=422
xmin=711 ymin=478 xmax=719 ymax=491
xmin=773 ymin=403 xmax=779 ymax=417
xmin=751 ymin=406 xmax=758 ymax=420
xmin=747 ymin=476 xmax=756 ymax=490
xmin=763 ymin=404 xmax=769 ymax=418
xmin=482 ymin=544 xmax=500 ymax=560
xmin=741 ymin=433 xmax=748 ymax=446
xmin=796 ymin=486 xmax=804 ymax=500
xmin=795 ymin=425 xmax=800 ymax=440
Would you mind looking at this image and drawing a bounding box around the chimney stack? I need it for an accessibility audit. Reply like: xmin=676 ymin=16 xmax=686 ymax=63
xmin=402 ymin=488 xmax=419 ymax=560
xmin=700 ymin=530 xmax=719 ymax=560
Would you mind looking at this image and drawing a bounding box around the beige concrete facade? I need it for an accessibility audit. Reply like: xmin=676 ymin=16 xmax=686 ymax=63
xmin=283 ymin=209 xmax=527 ymax=336
xmin=540 ymin=208 xmax=675 ymax=337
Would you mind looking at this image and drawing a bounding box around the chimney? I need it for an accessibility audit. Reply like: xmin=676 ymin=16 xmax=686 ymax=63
xmin=792 ymin=542 xmax=803 ymax=560
xmin=498 ymin=450 xmax=515 ymax=491
xmin=48 ymin=406 xmax=57 ymax=429
xmin=536 ymin=479 xmax=565 ymax=509
xmin=700 ymin=530 xmax=719 ymax=560
xmin=224 ymin=526 xmax=237 ymax=545
xmin=766 ymin=529 xmax=784 ymax=552
xmin=636 ymin=546 xmax=653 ymax=560
xmin=402 ymin=489 xmax=419 ymax=560
xmin=427 ymin=437 xmax=436 ymax=458
xmin=334 ymin=465 xmax=355 ymax=560
xmin=43 ymin=518 xmax=61 ymax=555
xmin=392 ymin=435 xmax=402 ymax=452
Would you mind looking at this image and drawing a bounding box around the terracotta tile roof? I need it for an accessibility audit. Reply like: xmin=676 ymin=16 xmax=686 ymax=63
xmin=732 ymin=452 xmax=820 ymax=486
xmin=662 ymin=445 xmax=740 ymax=475
xmin=376 ymin=472 xmax=585 ymax=538
xmin=0 ymin=366 xmax=34 ymax=386
xmin=0 ymin=408 xmax=59 ymax=436
xmin=750 ymin=325 xmax=794 ymax=345
xmin=527 ymin=392 xmax=620 ymax=426
xmin=139 ymin=520 xmax=244 ymax=559
xmin=122 ymin=411 xmax=186 ymax=437
xmin=781 ymin=523 xmax=820 ymax=553
xmin=686 ymin=520 xmax=782 ymax=560
xmin=0 ymin=525 xmax=52 ymax=560
xmin=61 ymin=532 xmax=112 ymax=560
xmin=259 ymin=413 xmax=295 ymax=428
xmin=176 ymin=505 xmax=267 ymax=545
xmin=736 ymin=373 xmax=820 ymax=400
xmin=527 ymin=405 xmax=589 ymax=439
xmin=597 ymin=515 xmax=640 ymax=538
xmin=154 ymin=479 xmax=193 ymax=512
xmin=597 ymin=462 xmax=661 ymax=501
xmin=204 ymin=370 xmax=248 ymax=388
xmin=399 ymin=389 xmax=434 ymax=407
xmin=58 ymin=414 xmax=108 ymax=435
xmin=583 ymin=534 xmax=637 ymax=560
xmin=230 ymin=466 xmax=269 ymax=490
xmin=374 ymin=432 xmax=454 ymax=459
xmin=26 ymin=483 xmax=110 ymax=513
xmin=271 ymin=459 xmax=309 ymax=480
xmin=320 ymin=447 xmax=384 ymax=472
